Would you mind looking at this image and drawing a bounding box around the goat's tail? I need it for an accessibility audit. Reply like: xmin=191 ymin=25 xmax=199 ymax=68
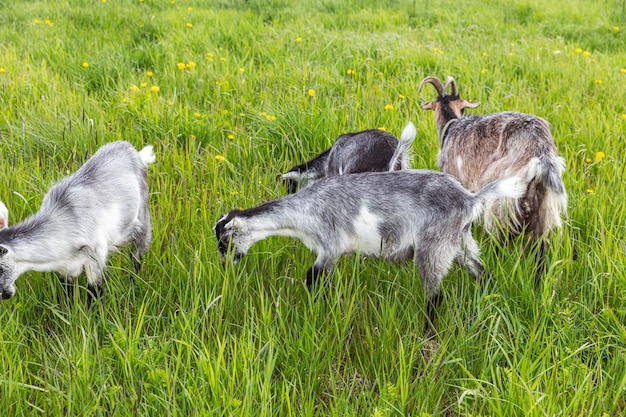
xmin=523 ymin=155 xmax=568 ymax=235
xmin=470 ymin=176 xmax=527 ymax=223
xmin=388 ymin=121 xmax=417 ymax=171
xmin=138 ymin=145 xmax=156 ymax=167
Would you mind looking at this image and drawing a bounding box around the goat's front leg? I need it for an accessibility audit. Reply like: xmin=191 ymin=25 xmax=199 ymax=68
xmin=305 ymin=254 xmax=335 ymax=288
xmin=82 ymin=245 xmax=107 ymax=303
xmin=57 ymin=275 xmax=76 ymax=300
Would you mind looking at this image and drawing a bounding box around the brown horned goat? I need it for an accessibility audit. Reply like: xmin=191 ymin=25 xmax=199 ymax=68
xmin=419 ymin=76 xmax=567 ymax=248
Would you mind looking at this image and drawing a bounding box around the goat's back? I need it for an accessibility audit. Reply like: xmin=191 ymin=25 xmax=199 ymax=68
xmin=440 ymin=112 xmax=566 ymax=237
xmin=326 ymin=130 xmax=399 ymax=176
xmin=40 ymin=141 xmax=151 ymax=242
xmin=440 ymin=112 xmax=556 ymax=189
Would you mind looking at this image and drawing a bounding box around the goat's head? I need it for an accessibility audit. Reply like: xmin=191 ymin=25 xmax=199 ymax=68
xmin=0 ymin=245 xmax=18 ymax=299
xmin=419 ymin=76 xmax=480 ymax=126
xmin=214 ymin=210 xmax=248 ymax=264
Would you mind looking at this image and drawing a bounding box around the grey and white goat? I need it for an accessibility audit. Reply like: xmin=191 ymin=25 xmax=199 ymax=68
xmin=0 ymin=141 xmax=155 ymax=300
xmin=419 ymin=76 xmax=567 ymax=241
xmin=215 ymin=170 xmax=525 ymax=319
xmin=281 ymin=122 xmax=417 ymax=193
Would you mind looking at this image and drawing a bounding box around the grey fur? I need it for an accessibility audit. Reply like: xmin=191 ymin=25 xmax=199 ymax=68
xmin=215 ymin=170 xmax=525 ymax=316
xmin=419 ymin=76 xmax=567 ymax=239
xmin=0 ymin=141 xmax=155 ymax=300
xmin=282 ymin=122 xmax=416 ymax=192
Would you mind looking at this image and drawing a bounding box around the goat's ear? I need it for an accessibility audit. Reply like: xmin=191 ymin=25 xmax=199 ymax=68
xmin=0 ymin=246 xmax=7 ymax=257
xmin=460 ymin=100 xmax=480 ymax=109
xmin=421 ymin=101 xmax=435 ymax=110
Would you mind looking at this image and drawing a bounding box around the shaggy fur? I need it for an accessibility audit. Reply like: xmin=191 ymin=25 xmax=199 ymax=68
xmin=419 ymin=76 xmax=567 ymax=240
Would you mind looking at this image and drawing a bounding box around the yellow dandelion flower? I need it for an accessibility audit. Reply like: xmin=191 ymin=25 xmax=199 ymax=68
xmin=620 ymin=68 xmax=626 ymax=73
xmin=214 ymin=155 xmax=226 ymax=162
xmin=398 ymin=94 xmax=406 ymax=99
xmin=206 ymin=52 xmax=214 ymax=59
xmin=190 ymin=134 xmax=196 ymax=139
xmin=177 ymin=62 xmax=186 ymax=70
xmin=140 ymin=82 xmax=147 ymax=88
xmin=347 ymin=69 xmax=355 ymax=75
xmin=482 ymin=52 xmax=488 ymax=57
xmin=239 ymin=113 xmax=245 ymax=117
xmin=150 ymin=85 xmax=159 ymax=93
xmin=595 ymin=151 xmax=605 ymax=161
xmin=130 ymin=85 xmax=140 ymax=92
xmin=122 ymin=97 xmax=130 ymax=103
xmin=45 ymin=19 xmax=54 ymax=27
xmin=614 ymin=26 xmax=620 ymax=31
xmin=102 ymin=0 xmax=106 ymax=2
xmin=586 ymin=189 xmax=594 ymax=194
xmin=34 ymin=19 xmax=41 ymax=24
xmin=260 ymin=112 xmax=267 ymax=117
xmin=384 ymin=104 xmax=393 ymax=111
xmin=508 ymin=52 xmax=514 ymax=57
xmin=575 ymin=48 xmax=583 ymax=54
xmin=295 ymin=37 xmax=302 ymax=42
xmin=592 ymin=58 xmax=597 ymax=63
xmin=595 ymin=79 xmax=602 ymax=84
xmin=82 ymin=62 xmax=89 ymax=68
xmin=186 ymin=61 xmax=196 ymax=69
xmin=219 ymin=57 xmax=226 ymax=62
xmin=194 ymin=112 xmax=201 ymax=117
xmin=622 ymin=114 xmax=626 ymax=119
xmin=186 ymin=23 xmax=193 ymax=28
xmin=267 ymin=115 xmax=277 ymax=121
xmin=147 ymin=71 xmax=153 ymax=77
xmin=308 ymin=89 xmax=315 ymax=97
xmin=481 ymin=69 xmax=488 ymax=74
xmin=230 ymin=191 xmax=239 ymax=196
xmin=583 ymin=51 xmax=591 ymax=57
xmin=239 ymin=67 xmax=245 ymax=73
xmin=0 ymin=68 xmax=5 ymax=73
xmin=188 ymin=7 xmax=193 ymax=11
xmin=585 ymin=158 xmax=591 ymax=163
xmin=227 ymin=134 xmax=235 ymax=140
xmin=377 ymin=127 xmax=386 ymax=131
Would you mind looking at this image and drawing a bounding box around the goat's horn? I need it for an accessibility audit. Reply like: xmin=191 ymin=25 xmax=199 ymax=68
xmin=418 ymin=76 xmax=445 ymax=97
xmin=444 ymin=76 xmax=458 ymax=96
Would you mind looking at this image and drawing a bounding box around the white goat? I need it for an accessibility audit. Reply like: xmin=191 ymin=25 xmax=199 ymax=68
xmin=419 ymin=76 xmax=567 ymax=243
xmin=282 ymin=122 xmax=417 ymax=192
xmin=0 ymin=141 xmax=155 ymax=300
xmin=215 ymin=170 xmax=525 ymax=321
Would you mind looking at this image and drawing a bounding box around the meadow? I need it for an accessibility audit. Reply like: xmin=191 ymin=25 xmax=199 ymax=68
xmin=0 ymin=0 xmax=625 ymax=415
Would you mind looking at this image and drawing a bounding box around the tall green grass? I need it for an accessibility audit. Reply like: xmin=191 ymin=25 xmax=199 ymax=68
xmin=0 ymin=0 xmax=625 ymax=415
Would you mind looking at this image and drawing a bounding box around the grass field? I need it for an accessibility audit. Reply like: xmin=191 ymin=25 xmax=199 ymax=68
xmin=0 ymin=0 xmax=625 ymax=415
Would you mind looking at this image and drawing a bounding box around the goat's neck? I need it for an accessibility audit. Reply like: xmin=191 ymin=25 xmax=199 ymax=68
xmin=0 ymin=213 xmax=76 ymax=264
xmin=439 ymin=118 xmax=458 ymax=146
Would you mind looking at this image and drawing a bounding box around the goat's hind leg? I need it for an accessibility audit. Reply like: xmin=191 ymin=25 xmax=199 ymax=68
xmin=457 ymin=231 xmax=485 ymax=280
xmin=415 ymin=246 xmax=457 ymax=332
xmin=131 ymin=211 xmax=153 ymax=273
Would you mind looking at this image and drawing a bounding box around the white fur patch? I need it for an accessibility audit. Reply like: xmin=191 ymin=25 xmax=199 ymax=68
xmin=456 ymin=156 xmax=463 ymax=172
xmin=349 ymin=206 xmax=383 ymax=255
